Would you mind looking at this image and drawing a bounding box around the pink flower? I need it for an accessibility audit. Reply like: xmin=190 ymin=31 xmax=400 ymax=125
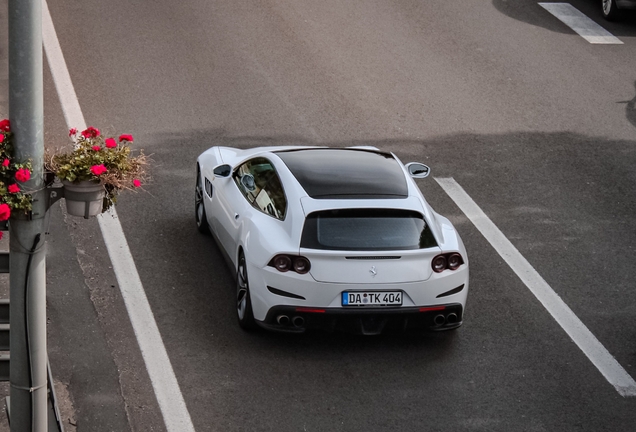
xmin=69 ymin=127 xmax=77 ymax=136
xmin=0 ymin=204 xmax=10 ymax=221
xmin=0 ymin=134 xmax=4 ymax=143
xmin=1 ymin=159 xmax=9 ymax=168
xmin=8 ymin=184 xmax=19 ymax=194
xmin=118 ymin=134 xmax=133 ymax=142
xmin=0 ymin=119 xmax=10 ymax=132
xmin=90 ymin=164 xmax=107 ymax=176
xmin=133 ymin=179 xmax=141 ymax=188
xmin=81 ymin=126 xmax=100 ymax=139
xmin=105 ymin=138 xmax=117 ymax=148
xmin=92 ymin=145 xmax=101 ymax=151
xmin=15 ymin=168 xmax=31 ymax=183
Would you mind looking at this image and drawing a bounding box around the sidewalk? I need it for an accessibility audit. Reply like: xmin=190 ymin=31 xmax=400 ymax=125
xmin=0 ymin=2 xmax=76 ymax=430
xmin=1 ymin=2 xmax=10 ymax=429
xmin=0 ymin=3 xmax=166 ymax=431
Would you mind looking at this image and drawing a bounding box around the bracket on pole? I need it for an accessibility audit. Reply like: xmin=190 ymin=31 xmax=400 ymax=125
xmin=45 ymin=181 xmax=65 ymax=211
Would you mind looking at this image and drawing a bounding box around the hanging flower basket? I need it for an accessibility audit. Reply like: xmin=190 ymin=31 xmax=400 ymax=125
xmin=61 ymin=180 xmax=105 ymax=219
xmin=0 ymin=119 xmax=34 ymax=221
xmin=45 ymin=126 xmax=148 ymax=218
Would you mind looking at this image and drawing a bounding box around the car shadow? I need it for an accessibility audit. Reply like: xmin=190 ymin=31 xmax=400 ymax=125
xmin=619 ymin=80 xmax=636 ymax=129
xmin=492 ymin=0 xmax=636 ymax=35
xmin=130 ymin=128 xmax=636 ymax=360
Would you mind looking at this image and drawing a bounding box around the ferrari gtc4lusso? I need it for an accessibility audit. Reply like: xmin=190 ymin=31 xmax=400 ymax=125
xmin=195 ymin=146 xmax=469 ymax=335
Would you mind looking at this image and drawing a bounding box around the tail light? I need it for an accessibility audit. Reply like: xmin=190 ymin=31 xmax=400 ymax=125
xmin=432 ymin=255 xmax=447 ymax=273
xmin=447 ymin=253 xmax=462 ymax=270
xmin=432 ymin=253 xmax=464 ymax=273
xmin=273 ymin=255 xmax=292 ymax=272
xmin=293 ymin=257 xmax=310 ymax=274
xmin=269 ymin=254 xmax=311 ymax=274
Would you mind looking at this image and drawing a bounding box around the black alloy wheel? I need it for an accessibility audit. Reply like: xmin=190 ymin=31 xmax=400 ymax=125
xmin=195 ymin=169 xmax=210 ymax=234
xmin=236 ymin=253 xmax=256 ymax=330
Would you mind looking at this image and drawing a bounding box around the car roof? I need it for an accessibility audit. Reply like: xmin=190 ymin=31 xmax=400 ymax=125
xmin=274 ymin=148 xmax=408 ymax=199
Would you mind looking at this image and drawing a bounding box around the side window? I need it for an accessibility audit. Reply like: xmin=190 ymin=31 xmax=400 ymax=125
xmin=233 ymin=157 xmax=287 ymax=220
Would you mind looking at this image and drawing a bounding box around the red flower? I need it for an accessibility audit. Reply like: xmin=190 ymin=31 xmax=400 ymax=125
xmin=0 ymin=119 xmax=10 ymax=132
xmin=90 ymin=164 xmax=107 ymax=176
xmin=92 ymin=145 xmax=101 ymax=151
xmin=133 ymin=179 xmax=141 ymax=188
xmin=81 ymin=126 xmax=100 ymax=139
xmin=105 ymin=138 xmax=117 ymax=148
xmin=15 ymin=168 xmax=31 ymax=183
xmin=0 ymin=231 xmax=3 ymax=240
xmin=0 ymin=134 xmax=4 ymax=143
xmin=118 ymin=134 xmax=133 ymax=142
xmin=0 ymin=204 xmax=10 ymax=221
xmin=1 ymin=159 xmax=9 ymax=167
xmin=8 ymin=184 xmax=19 ymax=194
xmin=69 ymin=128 xmax=77 ymax=136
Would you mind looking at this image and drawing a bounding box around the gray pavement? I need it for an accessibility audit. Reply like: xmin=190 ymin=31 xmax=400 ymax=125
xmin=2 ymin=0 xmax=636 ymax=431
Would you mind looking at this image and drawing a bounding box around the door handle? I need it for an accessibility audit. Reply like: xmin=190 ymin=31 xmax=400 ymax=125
xmin=234 ymin=213 xmax=239 ymax=220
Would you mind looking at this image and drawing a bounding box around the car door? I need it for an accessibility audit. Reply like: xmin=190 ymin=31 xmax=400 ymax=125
xmin=211 ymin=171 xmax=249 ymax=265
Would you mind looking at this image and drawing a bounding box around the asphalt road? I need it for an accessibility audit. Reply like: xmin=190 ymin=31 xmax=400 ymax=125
xmin=29 ymin=0 xmax=636 ymax=430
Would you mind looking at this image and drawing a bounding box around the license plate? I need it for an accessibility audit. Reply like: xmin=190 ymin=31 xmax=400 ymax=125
xmin=342 ymin=291 xmax=403 ymax=306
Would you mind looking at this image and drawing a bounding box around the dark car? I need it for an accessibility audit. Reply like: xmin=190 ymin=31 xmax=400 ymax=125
xmin=602 ymin=0 xmax=636 ymax=20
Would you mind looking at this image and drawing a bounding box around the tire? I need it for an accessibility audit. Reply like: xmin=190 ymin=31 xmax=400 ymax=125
xmin=195 ymin=169 xmax=210 ymax=234
xmin=602 ymin=0 xmax=620 ymax=21
xmin=236 ymin=253 xmax=256 ymax=330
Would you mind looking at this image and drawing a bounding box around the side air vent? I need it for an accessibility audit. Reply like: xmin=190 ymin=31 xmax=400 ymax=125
xmin=436 ymin=284 xmax=465 ymax=298
xmin=267 ymin=286 xmax=306 ymax=300
xmin=204 ymin=178 xmax=213 ymax=198
xmin=345 ymin=256 xmax=401 ymax=260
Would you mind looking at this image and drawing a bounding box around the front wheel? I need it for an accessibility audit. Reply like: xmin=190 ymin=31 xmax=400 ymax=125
xmin=236 ymin=253 xmax=256 ymax=330
xmin=602 ymin=0 xmax=620 ymax=20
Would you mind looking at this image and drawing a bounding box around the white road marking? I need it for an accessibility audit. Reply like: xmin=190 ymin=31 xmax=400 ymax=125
xmin=539 ymin=3 xmax=623 ymax=44
xmin=435 ymin=177 xmax=636 ymax=397
xmin=42 ymin=2 xmax=197 ymax=430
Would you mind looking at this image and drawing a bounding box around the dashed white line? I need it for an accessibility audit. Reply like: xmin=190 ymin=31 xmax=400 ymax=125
xmin=539 ymin=3 xmax=623 ymax=44
xmin=435 ymin=177 xmax=636 ymax=397
xmin=42 ymin=1 xmax=197 ymax=430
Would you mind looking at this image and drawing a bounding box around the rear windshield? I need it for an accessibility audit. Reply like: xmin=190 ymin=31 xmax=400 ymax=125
xmin=300 ymin=209 xmax=438 ymax=251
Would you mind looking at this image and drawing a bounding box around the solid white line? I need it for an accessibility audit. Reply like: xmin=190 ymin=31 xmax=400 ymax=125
xmin=539 ymin=3 xmax=623 ymax=44
xmin=42 ymin=2 xmax=197 ymax=430
xmin=435 ymin=177 xmax=636 ymax=397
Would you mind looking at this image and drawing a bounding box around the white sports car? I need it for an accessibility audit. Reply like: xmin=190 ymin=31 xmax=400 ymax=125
xmin=195 ymin=146 xmax=469 ymax=335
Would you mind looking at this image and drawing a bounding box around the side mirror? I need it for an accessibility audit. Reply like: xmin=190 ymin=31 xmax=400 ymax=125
xmin=405 ymin=162 xmax=430 ymax=179
xmin=213 ymin=164 xmax=232 ymax=178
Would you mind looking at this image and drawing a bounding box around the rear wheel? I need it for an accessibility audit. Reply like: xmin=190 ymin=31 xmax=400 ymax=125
xmin=195 ymin=169 xmax=210 ymax=234
xmin=602 ymin=0 xmax=620 ymax=20
xmin=236 ymin=253 xmax=256 ymax=330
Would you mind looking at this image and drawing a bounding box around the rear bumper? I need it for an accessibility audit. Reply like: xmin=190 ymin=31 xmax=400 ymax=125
xmin=247 ymin=261 xmax=469 ymax=322
xmin=257 ymin=303 xmax=464 ymax=335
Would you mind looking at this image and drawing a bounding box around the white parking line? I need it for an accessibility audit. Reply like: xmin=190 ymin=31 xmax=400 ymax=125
xmin=42 ymin=2 xmax=197 ymax=430
xmin=435 ymin=177 xmax=636 ymax=397
xmin=539 ymin=3 xmax=623 ymax=44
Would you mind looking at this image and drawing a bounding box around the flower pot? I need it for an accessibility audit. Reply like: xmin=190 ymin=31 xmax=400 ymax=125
xmin=62 ymin=180 xmax=105 ymax=219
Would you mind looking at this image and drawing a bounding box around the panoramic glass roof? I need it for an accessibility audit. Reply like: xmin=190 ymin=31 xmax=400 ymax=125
xmin=275 ymin=148 xmax=408 ymax=199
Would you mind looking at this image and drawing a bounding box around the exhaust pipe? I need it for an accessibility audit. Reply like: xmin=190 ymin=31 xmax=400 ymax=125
xmin=433 ymin=314 xmax=446 ymax=326
xmin=446 ymin=313 xmax=458 ymax=324
xmin=292 ymin=316 xmax=305 ymax=327
xmin=277 ymin=315 xmax=290 ymax=326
